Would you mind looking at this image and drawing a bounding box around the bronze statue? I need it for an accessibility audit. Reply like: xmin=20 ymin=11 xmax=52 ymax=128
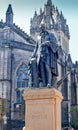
xmin=28 ymin=25 xmax=58 ymax=88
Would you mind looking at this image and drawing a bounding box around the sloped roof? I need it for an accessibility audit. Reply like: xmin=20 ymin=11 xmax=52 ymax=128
xmin=0 ymin=21 xmax=35 ymax=45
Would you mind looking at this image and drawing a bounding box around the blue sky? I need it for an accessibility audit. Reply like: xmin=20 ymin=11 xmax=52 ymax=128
xmin=0 ymin=0 xmax=78 ymax=63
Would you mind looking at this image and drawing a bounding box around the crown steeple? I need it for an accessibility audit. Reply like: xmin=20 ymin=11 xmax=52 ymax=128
xmin=6 ymin=4 xmax=13 ymax=25
xmin=47 ymin=0 xmax=52 ymax=7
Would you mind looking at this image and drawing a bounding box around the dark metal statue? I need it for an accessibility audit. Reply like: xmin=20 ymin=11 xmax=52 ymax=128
xmin=28 ymin=25 xmax=58 ymax=88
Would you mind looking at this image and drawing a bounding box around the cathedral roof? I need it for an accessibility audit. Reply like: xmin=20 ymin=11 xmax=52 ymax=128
xmin=0 ymin=4 xmax=36 ymax=45
xmin=30 ymin=0 xmax=70 ymax=39
xmin=0 ymin=20 xmax=35 ymax=45
xmin=0 ymin=3 xmax=35 ymax=45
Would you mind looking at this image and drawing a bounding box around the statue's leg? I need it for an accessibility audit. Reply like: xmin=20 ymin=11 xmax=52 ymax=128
xmin=29 ymin=59 xmax=39 ymax=88
xmin=33 ymin=59 xmax=39 ymax=87
xmin=45 ymin=64 xmax=52 ymax=87
xmin=39 ymin=61 xmax=46 ymax=87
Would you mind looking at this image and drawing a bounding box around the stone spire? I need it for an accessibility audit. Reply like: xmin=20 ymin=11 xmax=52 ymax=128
xmin=40 ymin=8 xmax=42 ymax=14
xmin=6 ymin=4 xmax=13 ymax=25
xmin=67 ymin=54 xmax=72 ymax=69
xmin=47 ymin=0 xmax=52 ymax=6
xmin=34 ymin=10 xmax=37 ymax=17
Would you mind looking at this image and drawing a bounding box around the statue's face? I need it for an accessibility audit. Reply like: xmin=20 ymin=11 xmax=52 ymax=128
xmin=41 ymin=32 xmax=50 ymax=43
xmin=41 ymin=24 xmax=46 ymax=32
xmin=45 ymin=34 xmax=50 ymax=41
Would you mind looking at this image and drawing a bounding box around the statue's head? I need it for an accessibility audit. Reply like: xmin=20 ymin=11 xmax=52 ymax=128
xmin=40 ymin=24 xmax=46 ymax=33
xmin=40 ymin=24 xmax=57 ymax=44
xmin=40 ymin=31 xmax=50 ymax=43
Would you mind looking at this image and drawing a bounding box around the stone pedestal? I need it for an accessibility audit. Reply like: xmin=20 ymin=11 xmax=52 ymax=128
xmin=23 ymin=88 xmax=63 ymax=130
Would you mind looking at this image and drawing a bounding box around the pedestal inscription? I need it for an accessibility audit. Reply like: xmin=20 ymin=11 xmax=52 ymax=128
xmin=23 ymin=88 xmax=63 ymax=130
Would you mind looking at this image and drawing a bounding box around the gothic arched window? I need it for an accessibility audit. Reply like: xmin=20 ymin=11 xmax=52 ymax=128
xmin=16 ymin=64 xmax=29 ymax=88
xmin=16 ymin=64 xmax=29 ymax=103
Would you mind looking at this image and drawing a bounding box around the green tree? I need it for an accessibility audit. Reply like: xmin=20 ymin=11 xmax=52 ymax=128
xmin=69 ymin=107 xmax=78 ymax=129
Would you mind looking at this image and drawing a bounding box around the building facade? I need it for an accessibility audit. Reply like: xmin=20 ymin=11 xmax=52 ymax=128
xmin=0 ymin=1 xmax=78 ymax=130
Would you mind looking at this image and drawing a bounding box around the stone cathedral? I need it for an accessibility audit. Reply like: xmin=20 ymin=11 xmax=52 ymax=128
xmin=0 ymin=0 xmax=78 ymax=130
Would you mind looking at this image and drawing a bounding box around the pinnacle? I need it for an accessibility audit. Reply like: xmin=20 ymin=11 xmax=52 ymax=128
xmin=6 ymin=4 xmax=13 ymax=14
xmin=47 ymin=0 xmax=52 ymax=6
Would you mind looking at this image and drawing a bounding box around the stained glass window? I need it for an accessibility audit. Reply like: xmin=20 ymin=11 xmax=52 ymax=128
xmin=16 ymin=64 xmax=29 ymax=88
xmin=16 ymin=64 xmax=29 ymax=103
